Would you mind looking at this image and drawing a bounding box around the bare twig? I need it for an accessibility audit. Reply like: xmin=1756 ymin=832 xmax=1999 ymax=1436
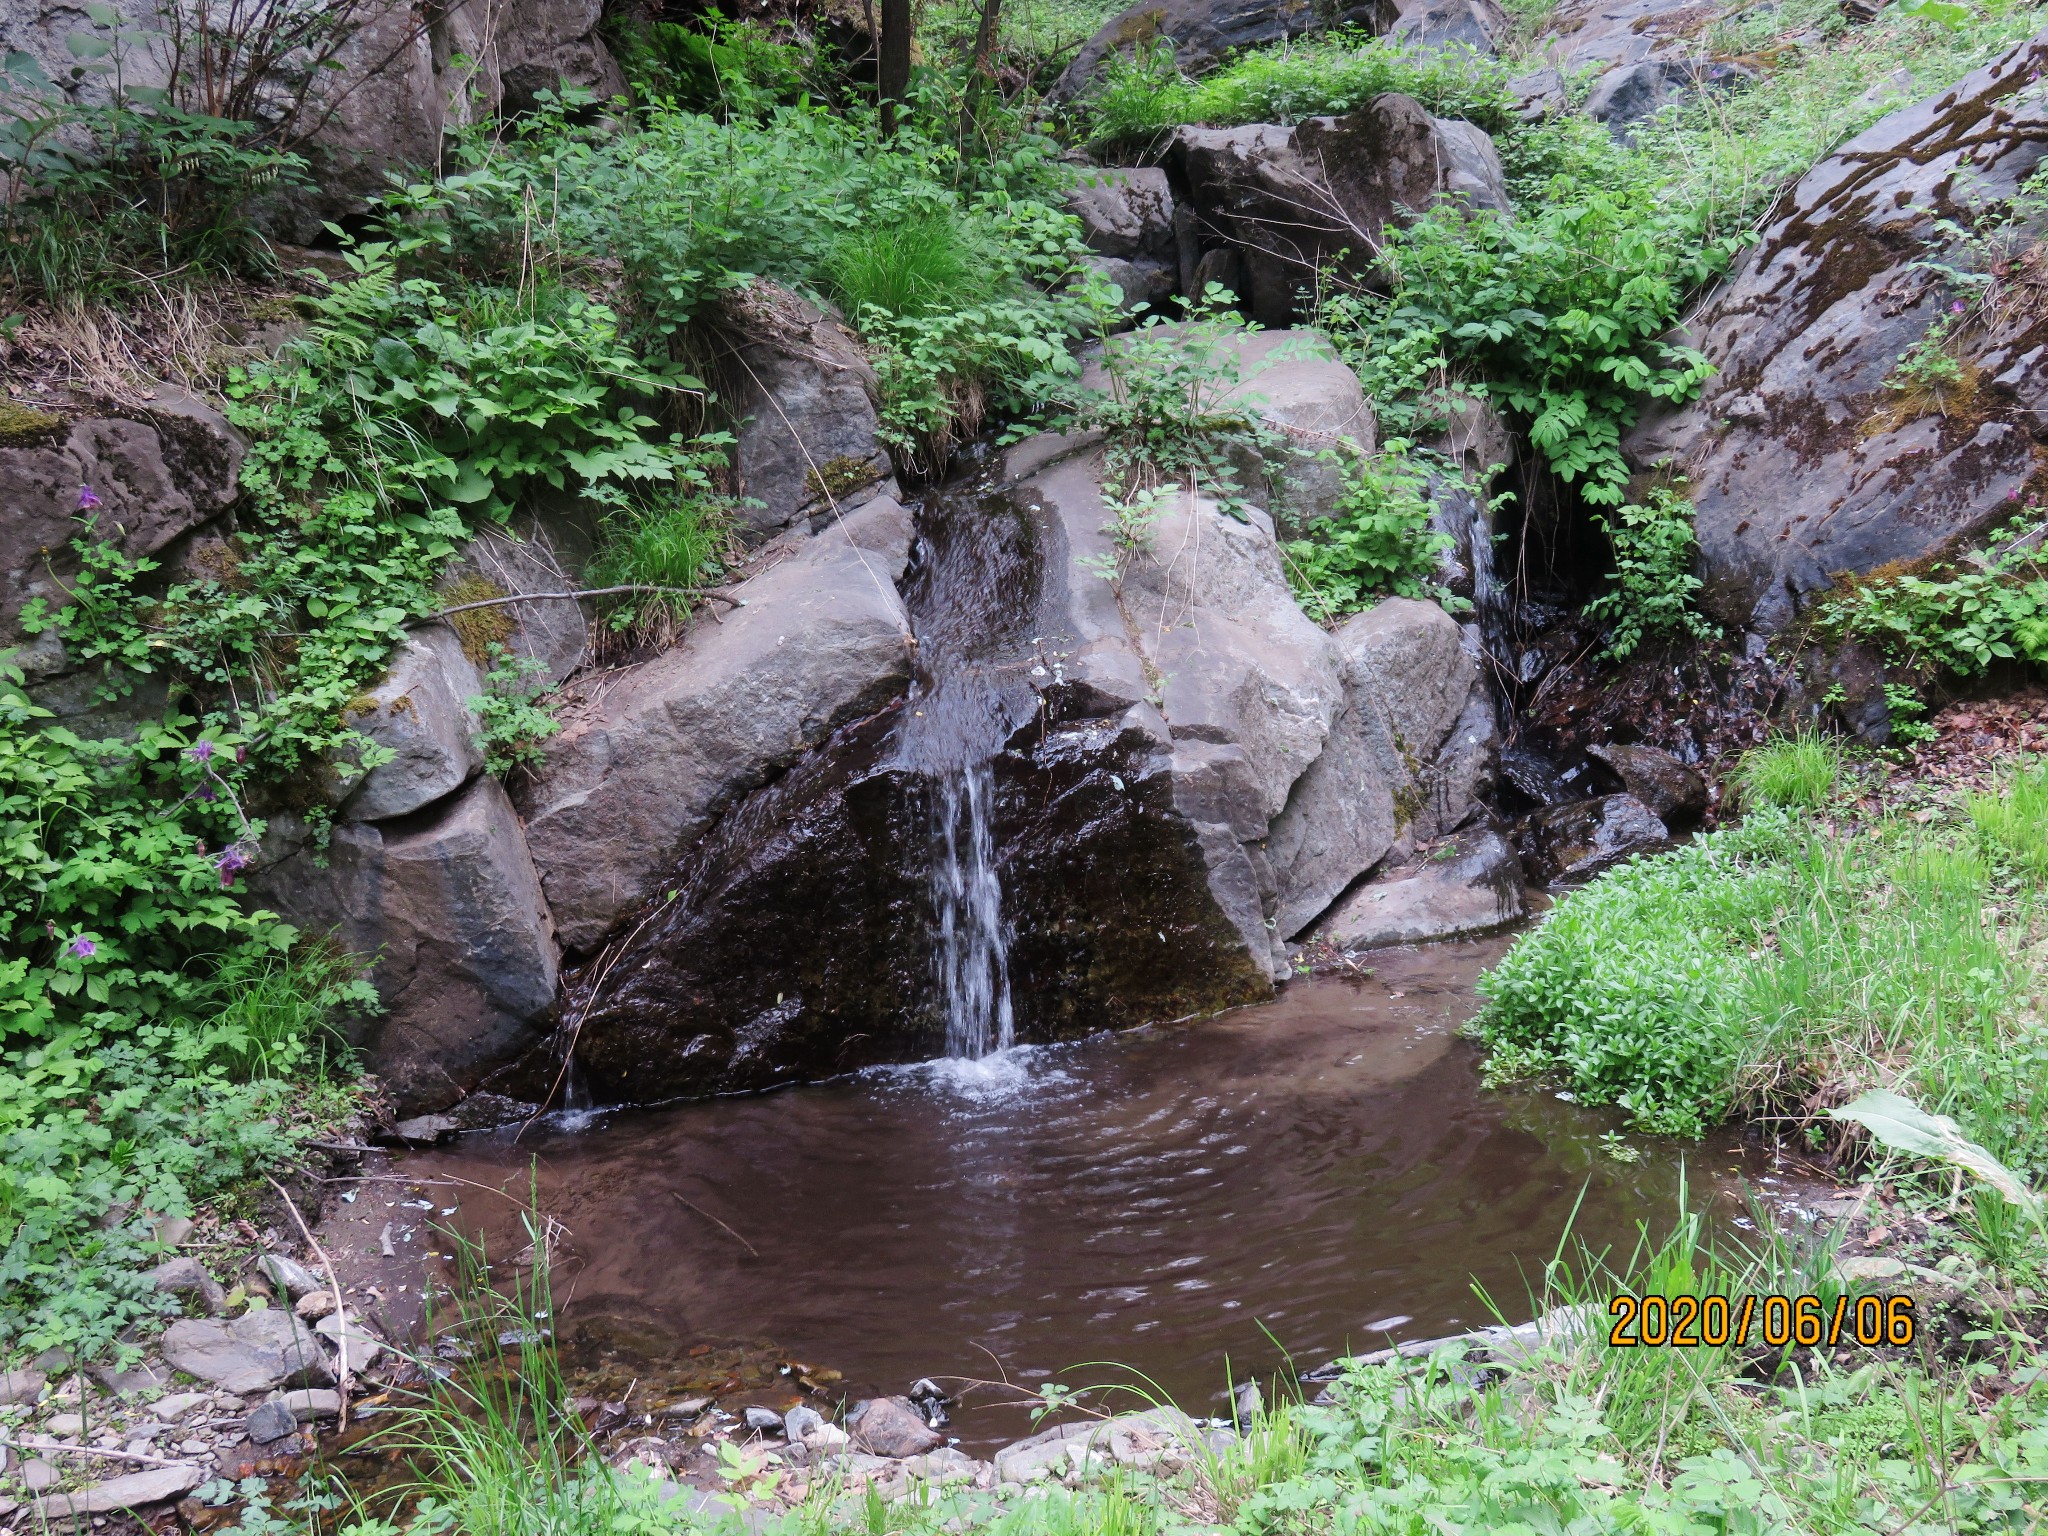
xmin=413 ymin=586 xmax=740 ymax=625
xmin=9 ymin=1441 xmax=199 ymax=1469
xmin=264 ymin=1174 xmax=353 ymax=1433
xmin=669 ymin=1192 xmax=760 ymax=1259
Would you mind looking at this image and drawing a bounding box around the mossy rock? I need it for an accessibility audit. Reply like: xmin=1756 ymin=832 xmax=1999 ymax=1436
xmin=0 ymin=400 xmax=66 ymax=447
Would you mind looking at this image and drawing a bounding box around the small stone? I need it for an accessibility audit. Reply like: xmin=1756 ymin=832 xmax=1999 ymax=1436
xmin=257 ymin=1254 xmax=323 ymax=1300
xmin=0 ymin=1369 xmax=45 ymax=1407
xmin=1836 ymin=1255 xmax=1906 ymax=1285
xmin=387 ymin=1115 xmax=459 ymax=1146
xmin=294 ymin=1290 xmax=337 ymax=1321
xmin=743 ymin=1406 xmax=784 ymax=1434
xmin=94 ymin=1358 xmax=175 ymax=1396
xmin=846 ymin=1396 xmax=942 ymax=1459
xmin=180 ymin=1439 xmax=209 ymax=1456
xmin=804 ymin=1423 xmax=851 ymax=1451
xmin=152 ymin=1392 xmax=209 ymax=1421
xmin=30 ymin=1349 xmax=72 ymax=1375
xmin=147 ymin=1257 xmax=226 ymax=1315
xmin=153 ymin=1216 xmax=196 ymax=1248
xmin=46 ymin=1412 xmax=85 ymax=1437
xmin=278 ymin=1389 xmax=343 ymax=1419
xmin=313 ymin=1311 xmax=383 ymax=1373
xmin=244 ymin=1400 xmax=297 ymax=1445
xmin=1233 ymin=1380 xmax=1263 ymax=1423
xmin=784 ymin=1405 xmax=825 ymax=1441
xmin=21 ymin=1458 xmax=59 ymax=1492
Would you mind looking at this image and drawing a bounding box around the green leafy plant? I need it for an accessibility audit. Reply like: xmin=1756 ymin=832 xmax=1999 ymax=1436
xmin=1584 ymin=485 xmax=1717 ymax=658
xmin=1283 ymin=439 xmax=1460 ymax=620
xmin=468 ymin=645 xmax=560 ymax=777
xmin=1814 ymin=516 xmax=2048 ymax=675
xmin=1734 ymin=730 xmax=1847 ymax=811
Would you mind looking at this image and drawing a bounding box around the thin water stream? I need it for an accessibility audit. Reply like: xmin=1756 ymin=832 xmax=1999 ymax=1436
xmin=410 ymin=939 xmax=1783 ymax=1452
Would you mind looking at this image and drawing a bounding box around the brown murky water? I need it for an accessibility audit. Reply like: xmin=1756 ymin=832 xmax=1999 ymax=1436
xmin=409 ymin=939 xmax=1775 ymax=1449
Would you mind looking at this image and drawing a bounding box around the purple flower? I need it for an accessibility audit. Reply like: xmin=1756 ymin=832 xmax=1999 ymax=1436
xmin=216 ymin=845 xmax=252 ymax=889
xmin=1951 ymin=300 xmax=1967 ymax=314
xmin=77 ymin=485 xmax=101 ymax=511
xmin=186 ymin=740 xmax=215 ymax=764
xmin=67 ymin=936 xmax=96 ymax=958
xmin=196 ymin=786 xmax=218 ymax=802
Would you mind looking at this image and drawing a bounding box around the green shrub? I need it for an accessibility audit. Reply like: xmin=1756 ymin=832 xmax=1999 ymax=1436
xmin=1584 ymin=486 xmax=1716 ymax=658
xmin=468 ymin=646 xmax=561 ymax=778
xmin=1813 ymin=519 xmax=2048 ymax=675
xmin=1733 ymin=731 xmax=1847 ymax=811
xmin=1284 ymin=440 xmax=1459 ymax=620
xmin=607 ymin=16 xmax=825 ymax=119
xmin=1081 ymin=32 xmax=1518 ymax=143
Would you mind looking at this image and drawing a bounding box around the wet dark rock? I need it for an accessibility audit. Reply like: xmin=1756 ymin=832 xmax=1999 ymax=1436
xmin=1586 ymin=743 xmax=1707 ymax=825
xmin=1627 ymin=30 xmax=2048 ymax=632
xmin=1499 ymin=746 xmax=1575 ymax=809
xmin=147 ymin=1257 xmax=225 ymax=1316
xmin=847 ymin=1396 xmax=942 ymax=1458
xmin=1055 ymin=0 xmax=1385 ymax=97
xmin=743 ymin=1406 xmax=785 ymax=1434
xmin=1515 ymin=795 xmax=1669 ymax=884
xmin=243 ymin=1400 xmax=297 ymax=1445
xmin=1314 ymin=826 xmax=1526 ymax=948
xmin=1171 ymin=97 xmax=1508 ymax=326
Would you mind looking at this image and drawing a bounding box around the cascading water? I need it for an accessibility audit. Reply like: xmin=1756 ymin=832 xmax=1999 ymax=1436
xmin=894 ymin=483 xmax=1044 ymax=1061
xmin=929 ymin=762 xmax=1015 ymax=1057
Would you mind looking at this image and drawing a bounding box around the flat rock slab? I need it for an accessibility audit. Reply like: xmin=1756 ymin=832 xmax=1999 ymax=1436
xmin=33 ymin=1464 xmax=205 ymax=1516
xmin=1316 ymin=826 xmax=1526 ymax=949
xmin=161 ymin=1310 xmax=331 ymax=1393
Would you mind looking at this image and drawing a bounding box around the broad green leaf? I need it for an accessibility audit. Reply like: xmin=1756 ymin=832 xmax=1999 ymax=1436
xmin=1829 ymin=1089 xmax=2045 ymax=1230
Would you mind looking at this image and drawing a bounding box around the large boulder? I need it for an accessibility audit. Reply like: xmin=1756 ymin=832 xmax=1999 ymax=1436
xmin=337 ymin=624 xmax=485 ymax=822
xmin=1055 ymin=0 xmax=1386 ymax=98
xmin=722 ymin=284 xmax=897 ymax=545
xmin=1389 ymin=0 xmax=1510 ymax=52
xmin=1314 ymin=823 xmax=1525 ymax=949
xmin=1172 ymin=96 xmax=1509 ymax=326
xmin=515 ymin=495 xmax=919 ymax=951
xmin=1627 ymin=31 xmax=2048 ymax=632
xmin=1527 ymin=0 xmax=1717 ymax=78
xmin=2 ymin=395 xmax=243 ymax=672
xmin=161 ymin=1310 xmax=330 ymax=1393
xmin=253 ymin=775 xmax=559 ymax=1113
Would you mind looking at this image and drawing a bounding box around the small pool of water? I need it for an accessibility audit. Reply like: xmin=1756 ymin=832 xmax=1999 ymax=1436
xmin=409 ymin=939 xmax=1784 ymax=1449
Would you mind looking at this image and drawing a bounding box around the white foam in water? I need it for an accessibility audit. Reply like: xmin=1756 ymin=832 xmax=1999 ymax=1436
xmin=878 ymin=1043 xmax=1064 ymax=1106
xmin=545 ymin=1106 xmax=609 ymax=1133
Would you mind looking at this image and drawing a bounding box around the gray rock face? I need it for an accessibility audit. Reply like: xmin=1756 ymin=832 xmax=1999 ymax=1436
xmin=439 ymin=508 xmax=596 ymax=686
xmin=0 ymin=1370 xmax=45 ymax=1407
xmin=161 ymin=1310 xmax=330 ymax=1393
xmin=1172 ymin=96 xmax=1509 ymax=326
xmin=847 ymin=1397 xmax=943 ymax=1458
xmin=1626 ymin=31 xmax=2048 ymax=632
xmin=724 ymin=284 xmax=896 ymax=545
xmin=282 ymin=0 xmax=626 ymax=225
xmin=254 ymin=775 xmax=559 ymax=1113
xmin=1070 ymin=168 xmax=1186 ymax=316
xmin=1389 ymin=0 xmax=1509 ymax=52
xmin=338 ymin=625 xmax=484 ymax=822
xmin=1527 ymin=0 xmax=1716 ymax=77
xmin=517 ymin=494 xmax=918 ymax=952
xmin=1584 ymin=59 xmax=1694 ymax=135
xmin=1515 ymin=793 xmax=1668 ymax=883
xmin=1 ymin=397 xmax=243 ymax=665
xmin=1586 ymin=742 xmax=1706 ymax=824
xmin=1055 ymin=0 xmax=1386 ymax=97
xmin=1315 ymin=825 xmax=1525 ymax=949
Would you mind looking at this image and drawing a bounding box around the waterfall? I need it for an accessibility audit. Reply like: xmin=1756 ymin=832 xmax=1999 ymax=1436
xmin=930 ymin=761 xmax=1015 ymax=1058
xmin=896 ymin=484 xmax=1043 ymax=1062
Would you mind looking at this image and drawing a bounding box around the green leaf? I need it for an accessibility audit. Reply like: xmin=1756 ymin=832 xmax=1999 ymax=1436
xmin=1828 ymin=1090 xmax=2046 ymax=1231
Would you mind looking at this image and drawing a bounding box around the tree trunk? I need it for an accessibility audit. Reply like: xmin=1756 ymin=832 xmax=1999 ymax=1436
xmin=879 ymin=0 xmax=912 ymax=135
xmin=959 ymin=0 xmax=1002 ymax=151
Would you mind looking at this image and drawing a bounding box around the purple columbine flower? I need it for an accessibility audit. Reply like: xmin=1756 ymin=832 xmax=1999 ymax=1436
xmin=216 ymin=846 xmax=252 ymax=888
xmin=68 ymin=936 xmax=96 ymax=958
xmin=187 ymin=740 xmax=215 ymax=764
xmin=77 ymin=485 xmax=101 ymax=511
xmin=1951 ymin=300 xmax=1967 ymax=314
xmin=196 ymin=786 xmax=218 ymax=802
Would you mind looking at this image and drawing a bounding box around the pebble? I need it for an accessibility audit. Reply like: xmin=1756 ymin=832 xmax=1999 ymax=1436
xmin=743 ymin=1406 xmax=784 ymax=1434
xmin=244 ymin=1400 xmax=298 ymax=1445
xmin=259 ymin=1253 xmax=324 ymax=1299
xmin=784 ymin=1405 xmax=826 ymax=1441
xmin=181 ymin=1439 xmax=209 ymax=1456
xmin=295 ymin=1290 xmax=338 ymax=1321
xmin=20 ymin=1459 xmax=59 ymax=1492
xmin=46 ymin=1412 xmax=85 ymax=1437
xmin=0 ymin=1370 xmax=46 ymax=1408
xmin=153 ymin=1392 xmax=210 ymax=1421
xmin=278 ymin=1389 xmax=343 ymax=1419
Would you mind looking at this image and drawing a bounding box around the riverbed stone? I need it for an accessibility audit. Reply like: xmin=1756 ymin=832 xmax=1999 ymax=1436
xmin=1625 ymin=29 xmax=2048 ymax=632
xmin=1316 ymin=825 xmax=1525 ymax=949
xmin=147 ymin=1257 xmax=225 ymax=1316
xmin=0 ymin=1369 xmax=44 ymax=1407
xmin=244 ymin=1400 xmax=297 ymax=1445
xmin=278 ymin=1388 xmax=343 ymax=1418
xmin=256 ymin=1253 xmax=323 ymax=1301
xmin=1514 ymin=793 xmax=1669 ymax=884
xmin=516 ymin=494 xmax=918 ymax=952
xmin=33 ymin=1465 xmax=206 ymax=1518
xmin=160 ymin=1311 xmax=330 ymax=1393
xmin=337 ymin=625 xmax=485 ymax=823
xmin=847 ymin=1397 xmax=942 ymax=1458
